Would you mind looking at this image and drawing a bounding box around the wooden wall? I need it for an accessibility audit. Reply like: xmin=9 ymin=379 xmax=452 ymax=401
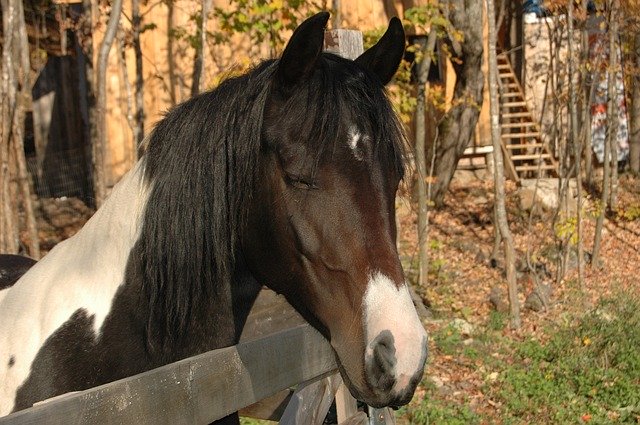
xmin=36 ymin=0 xmax=492 ymax=188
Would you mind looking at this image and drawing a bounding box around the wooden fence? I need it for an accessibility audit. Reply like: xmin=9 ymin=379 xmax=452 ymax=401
xmin=0 ymin=289 xmax=395 ymax=425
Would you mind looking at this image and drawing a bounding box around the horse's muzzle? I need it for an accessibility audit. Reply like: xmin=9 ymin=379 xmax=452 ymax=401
xmin=364 ymin=332 xmax=428 ymax=407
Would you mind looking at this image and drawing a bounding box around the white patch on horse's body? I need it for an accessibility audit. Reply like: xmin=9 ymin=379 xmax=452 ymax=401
xmin=363 ymin=271 xmax=427 ymax=395
xmin=0 ymin=161 xmax=149 ymax=416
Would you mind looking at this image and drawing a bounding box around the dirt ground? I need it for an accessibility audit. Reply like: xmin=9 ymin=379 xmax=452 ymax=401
xmin=395 ymin=171 xmax=640 ymax=423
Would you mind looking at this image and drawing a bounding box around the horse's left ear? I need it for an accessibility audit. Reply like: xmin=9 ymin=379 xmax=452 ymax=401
xmin=355 ymin=17 xmax=405 ymax=85
xmin=276 ymin=12 xmax=330 ymax=89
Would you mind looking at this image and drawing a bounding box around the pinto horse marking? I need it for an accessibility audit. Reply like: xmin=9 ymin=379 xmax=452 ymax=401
xmin=0 ymin=12 xmax=427 ymax=422
xmin=0 ymin=255 xmax=36 ymax=290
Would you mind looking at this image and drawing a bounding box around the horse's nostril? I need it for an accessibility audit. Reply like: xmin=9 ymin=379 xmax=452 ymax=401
xmin=366 ymin=330 xmax=397 ymax=392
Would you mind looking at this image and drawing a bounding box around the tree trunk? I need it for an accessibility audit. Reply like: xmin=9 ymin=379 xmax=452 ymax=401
xmin=167 ymin=0 xmax=177 ymax=105
xmin=487 ymin=0 xmax=520 ymax=329
xmin=1 ymin=0 xmax=39 ymax=257
xmin=415 ymin=31 xmax=438 ymax=287
xmin=567 ymin=0 xmax=583 ymax=291
xmin=631 ymin=32 xmax=640 ymax=175
xmin=582 ymin=0 xmax=594 ymax=188
xmin=191 ymin=0 xmax=211 ymax=96
xmin=1 ymin=0 xmax=18 ymax=253
xmin=81 ymin=0 xmax=98 ymax=208
xmin=132 ymin=0 xmax=145 ymax=153
xmin=429 ymin=0 xmax=484 ymax=207
xmin=93 ymin=0 xmax=123 ymax=208
xmin=117 ymin=30 xmax=136 ymax=169
xmin=608 ymin=0 xmax=619 ymax=209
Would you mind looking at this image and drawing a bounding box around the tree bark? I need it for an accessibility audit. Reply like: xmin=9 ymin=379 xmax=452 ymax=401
xmin=80 ymin=0 xmax=98 ymax=208
xmin=487 ymin=0 xmax=520 ymax=329
xmin=429 ymin=0 xmax=484 ymax=207
xmin=567 ymin=0 xmax=583 ymax=292
xmin=631 ymin=32 xmax=640 ymax=175
xmin=167 ymin=0 xmax=177 ymax=105
xmin=1 ymin=0 xmax=39 ymax=257
xmin=191 ymin=0 xmax=211 ymax=96
xmin=608 ymin=0 xmax=619 ymax=209
xmin=1 ymin=0 xmax=18 ymax=253
xmin=116 ymin=29 xmax=139 ymax=169
xmin=415 ymin=31 xmax=438 ymax=287
xmin=93 ymin=0 xmax=123 ymax=208
xmin=132 ymin=0 xmax=145 ymax=153
xmin=582 ymin=0 xmax=594 ymax=188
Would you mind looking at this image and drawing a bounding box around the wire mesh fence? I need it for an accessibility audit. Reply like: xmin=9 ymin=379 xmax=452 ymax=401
xmin=25 ymin=147 xmax=94 ymax=204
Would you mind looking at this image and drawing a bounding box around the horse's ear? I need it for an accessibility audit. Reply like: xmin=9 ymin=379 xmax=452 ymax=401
xmin=355 ymin=17 xmax=405 ymax=85
xmin=276 ymin=12 xmax=330 ymax=89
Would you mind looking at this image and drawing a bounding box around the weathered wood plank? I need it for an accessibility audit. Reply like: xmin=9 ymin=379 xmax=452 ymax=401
xmin=0 ymin=324 xmax=337 ymax=425
xmin=339 ymin=412 xmax=368 ymax=425
xmin=323 ymin=29 xmax=364 ymax=60
xmin=239 ymin=389 xmax=293 ymax=421
xmin=240 ymin=288 xmax=306 ymax=342
xmin=335 ymin=382 xmax=359 ymax=423
xmin=368 ymin=407 xmax=396 ymax=425
xmin=279 ymin=373 xmax=340 ymax=425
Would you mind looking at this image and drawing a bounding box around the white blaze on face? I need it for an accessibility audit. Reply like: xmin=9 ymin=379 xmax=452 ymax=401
xmin=363 ymin=271 xmax=427 ymax=394
xmin=347 ymin=126 xmax=366 ymax=161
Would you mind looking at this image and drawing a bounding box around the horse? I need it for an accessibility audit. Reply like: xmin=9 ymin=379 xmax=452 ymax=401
xmin=0 ymin=255 xmax=37 ymax=290
xmin=0 ymin=12 xmax=428 ymax=423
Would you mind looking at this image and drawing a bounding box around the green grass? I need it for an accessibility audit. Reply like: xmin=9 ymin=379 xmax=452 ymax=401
xmin=401 ymin=292 xmax=640 ymax=424
xmin=494 ymin=293 xmax=640 ymax=424
xmin=398 ymin=385 xmax=481 ymax=425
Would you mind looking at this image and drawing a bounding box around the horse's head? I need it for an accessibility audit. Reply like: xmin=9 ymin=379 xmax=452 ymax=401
xmin=242 ymin=12 xmax=427 ymax=408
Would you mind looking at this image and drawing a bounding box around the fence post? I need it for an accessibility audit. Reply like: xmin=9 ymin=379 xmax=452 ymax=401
xmin=324 ymin=29 xmax=364 ymax=61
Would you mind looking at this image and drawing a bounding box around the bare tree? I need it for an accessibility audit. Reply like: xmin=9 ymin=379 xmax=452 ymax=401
xmin=608 ymin=0 xmax=619 ymax=208
xmin=1 ymin=0 xmax=40 ymax=257
xmin=567 ymin=0 xmax=584 ymax=291
xmin=581 ymin=0 xmax=594 ymax=188
xmin=428 ymin=0 xmax=484 ymax=207
xmin=631 ymin=32 xmax=640 ymax=175
xmin=93 ymin=0 xmax=124 ymax=208
xmin=132 ymin=0 xmax=145 ymax=153
xmin=191 ymin=0 xmax=211 ymax=96
xmin=593 ymin=0 xmax=620 ymax=266
xmin=414 ymin=31 xmax=438 ymax=287
xmin=487 ymin=0 xmax=520 ymax=329
xmin=1 ymin=0 xmax=19 ymax=253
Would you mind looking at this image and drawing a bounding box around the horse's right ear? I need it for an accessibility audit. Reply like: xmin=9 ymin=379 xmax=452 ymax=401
xmin=275 ymin=12 xmax=330 ymax=90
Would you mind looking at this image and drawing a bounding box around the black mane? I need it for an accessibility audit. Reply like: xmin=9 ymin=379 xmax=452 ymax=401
xmin=133 ymin=54 xmax=406 ymax=354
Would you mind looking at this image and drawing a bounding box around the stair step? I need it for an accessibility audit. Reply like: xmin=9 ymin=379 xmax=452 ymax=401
xmin=515 ymin=164 xmax=557 ymax=172
xmin=501 ymin=122 xmax=536 ymax=129
xmin=501 ymin=132 xmax=540 ymax=138
xmin=511 ymin=153 xmax=552 ymax=160
xmin=505 ymin=143 xmax=545 ymax=149
xmin=463 ymin=145 xmax=494 ymax=155
xmin=502 ymin=112 xmax=534 ymax=118
xmin=501 ymin=101 xmax=528 ymax=107
xmin=501 ymin=91 xmax=522 ymax=98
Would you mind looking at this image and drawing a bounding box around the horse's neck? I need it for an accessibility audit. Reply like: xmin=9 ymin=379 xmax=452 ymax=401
xmin=50 ymin=160 xmax=149 ymax=278
xmin=5 ymin=160 xmax=149 ymax=337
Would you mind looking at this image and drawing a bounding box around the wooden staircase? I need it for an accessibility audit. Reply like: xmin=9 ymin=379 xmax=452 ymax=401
xmin=496 ymin=52 xmax=558 ymax=182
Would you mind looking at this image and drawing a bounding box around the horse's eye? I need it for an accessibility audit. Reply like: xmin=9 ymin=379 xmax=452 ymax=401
xmin=285 ymin=174 xmax=317 ymax=190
